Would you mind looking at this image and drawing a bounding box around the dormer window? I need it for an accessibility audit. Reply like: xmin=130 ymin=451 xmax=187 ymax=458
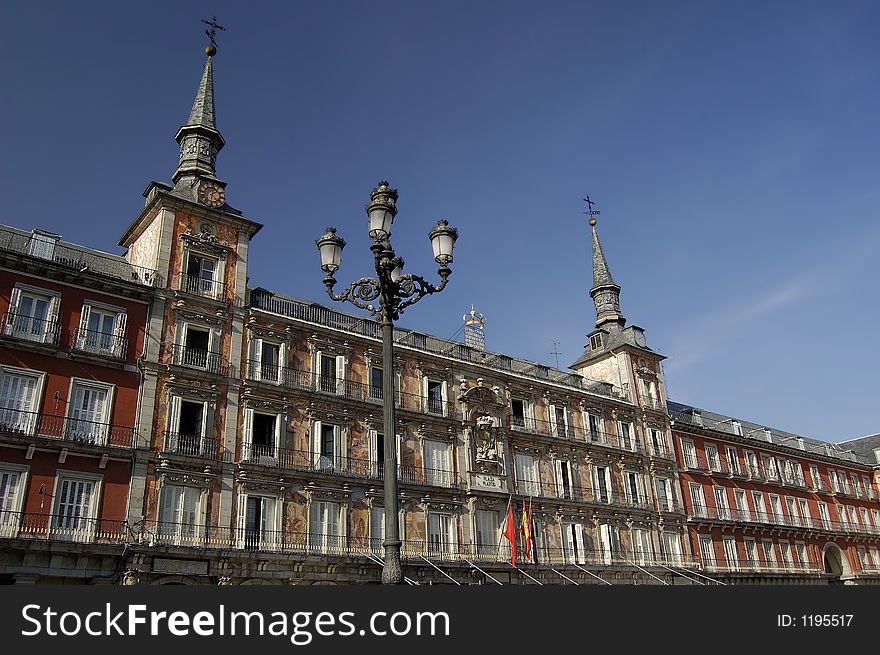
xmin=28 ymin=230 xmax=59 ymax=260
xmin=590 ymin=333 xmax=603 ymax=350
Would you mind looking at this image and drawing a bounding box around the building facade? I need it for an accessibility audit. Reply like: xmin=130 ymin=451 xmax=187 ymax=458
xmin=0 ymin=46 xmax=877 ymax=585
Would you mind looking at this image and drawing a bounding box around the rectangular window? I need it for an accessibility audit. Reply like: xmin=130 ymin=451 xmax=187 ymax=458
xmin=713 ymin=486 xmax=730 ymax=520
xmin=706 ymin=444 xmax=721 ymax=472
xmin=762 ymin=540 xmax=777 ymax=565
xmin=179 ymin=325 xmax=211 ymax=369
xmin=167 ymin=397 xmax=208 ymax=456
xmin=555 ymin=459 xmax=573 ymax=499
xmin=656 ymin=477 xmax=673 ymax=511
xmin=158 ymin=484 xmax=201 ymax=546
xmin=762 ymin=455 xmax=778 ymax=481
xmin=550 ymin=404 xmax=569 ymax=439
xmin=818 ymin=502 xmax=831 ymax=528
xmin=780 ymin=541 xmax=793 ymax=567
xmin=562 ymin=522 xmax=587 ymax=564
xmin=250 ymin=340 xmax=281 ymax=383
xmin=745 ymin=451 xmax=760 ymax=478
xmin=625 ymin=471 xmax=643 ymax=506
xmin=0 ymin=465 xmax=27 ymax=537
xmin=726 ymin=446 xmax=741 ymax=475
xmin=183 ymin=252 xmax=220 ymax=298
xmin=475 ymin=510 xmax=500 ymax=557
xmin=309 ymin=500 xmax=342 ymax=552
xmin=311 ymin=420 xmax=343 ymax=470
xmin=681 ymin=439 xmax=698 ymax=469
xmin=798 ymin=498 xmax=810 ymax=527
xmin=594 ymin=465 xmax=612 ymax=503
xmin=617 ymin=421 xmax=632 ymax=450
xmin=745 ymin=538 xmax=758 ymax=565
xmin=662 ymin=531 xmax=683 ymax=565
xmin=0 ymin=367 xmax=42 ymax=435
xmin=723 ymin=537 xmax=738 ymax=569
xmin=319 ymin=354 xmax=337 ymax=393
xmin=587 ymin=413 xmax=601 ymax=441
xmin=650 ymin=429 xmax=666 ymax=456
xmin=829 ymin=470 xmax=840 ymax=493
xmin=424 ymin=440 xmax=452 ymax=487
xmin=699 ymin=535 xmax=715 ymax=566
xmin=598 ymin=523 xmax=618 ymax=565
xmin=734 ymin=489 xmax=749 ymax=521
xmin=4 ymin=287 xmax=59 ymax=344
xmin=809 ymin=465 xmax=823 ymax=491
xmin=516 ymin=453 xmax=539 ymax=496
xmin=752 ymin=492 xmax=767 ymax=522
xmin=75 ymin=303 xmax=127 ymax=358
xmin=427 ymin=512 xmax=456 ymax=555
xmin=631 ymin=528 xmax=651 ymax=565
xmin=690 ymin=483 xmax=706 ymax=517
xmin=510 ymin=398 xmax=526 ymax=427
xmin=66 ymin=381 xmax=112 ymax=445
xmin=769 ymin=494 xmax=783 ymax=523
xmin=426 ymin=380 xmax=445 ymax=415
xmin=243 ymin=410 xmax=280 ymax=459
xmin=795 ymin=542 xmax=808 ymax=567
xmin=370 ymin=366 xmax=383 ymax=401
xmin=52 ymin=472 xmax=100 ymax=542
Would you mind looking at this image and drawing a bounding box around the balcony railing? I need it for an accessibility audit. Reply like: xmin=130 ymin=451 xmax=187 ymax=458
xmin=687 ymin=504 xmax=880 ymax=536
xmin=0 ymin=407 xmax=135 ymax=447
xmin=0 ymin=225 xmax=158 ymax=287
xmin=71 ymin=327 xmax=127 ymax=359
xmin=162 ymin=431 xmax=228 ymax=460
xmin=171 ymin=344 xmax=229 ymax=376
xmin=0 ymin=510 xmax=128 ymax=543
xmin=702 ymin=559 xmax=820 ymax=574
xmin=0 ymin=312 xmax=61 ymax=345
xmin=507 ymin=417 xmax=646 ymax=453
xmin=178 ymin=272 xmax=227 ymax=301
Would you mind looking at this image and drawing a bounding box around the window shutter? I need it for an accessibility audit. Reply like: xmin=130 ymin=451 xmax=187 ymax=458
xmin=112 ymin=312 xmax=127 ymax=357
xmin=161 ymin=485 xmax=182 ymax=526
xmin=242 ymin=408 xmax=254 ymax=456
xmin=167 ymin=395 xmax=181 ymax=436
xmin=564 ymin=524 xmax=576 ymax=563
xmin=200 ymin=401 xmax=209 ymax=438
xmin=76 ymin=304 xmax=91 ymax=350
xmin=236 ymin=493 xmax=247 ymax=548
xmin=311 ymin=420 xmax=321 ymax=466
xmin=274 ymin=413 xmax=282 ymax=452
xmin=394 ymin=372 xmax=402 ymax=405
xmin=420 ymin=376 xmax=428 ymax=411
xmin=44 ymin=295 xmax=60 ymax=344
xmin=548 ymin=404 xmax=558 ymax=436
xmin=574 ymin=524 xmax=586 ymax=564
xmin=6 ymin=288 xmax=23 ymax=332
xmin=335 ymin=355 xmax=346 ymax=395
xmin=440 ymin=380 xmax=448 ymax=416
xmin=337 ymin=425 xmax=346 ymax=468
xmin=262 ymin=497 xmax=277 ymax=547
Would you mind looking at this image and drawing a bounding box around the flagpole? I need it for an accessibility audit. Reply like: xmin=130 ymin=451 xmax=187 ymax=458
xmin=529 ymin=495 xmax=537 ymax=566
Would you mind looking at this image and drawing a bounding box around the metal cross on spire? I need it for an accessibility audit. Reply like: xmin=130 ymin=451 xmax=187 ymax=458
xmin=583 ymin=195 xmax=601 ymax=226
xmin=203 ymin=16 xmax=226 ymax=49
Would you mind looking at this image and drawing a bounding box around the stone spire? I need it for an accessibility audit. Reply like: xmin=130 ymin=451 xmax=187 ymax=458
xmin=172 ymin=50 xmax=225 ymax=185
xmin=589 ymin=222 xmax=626 ymax=330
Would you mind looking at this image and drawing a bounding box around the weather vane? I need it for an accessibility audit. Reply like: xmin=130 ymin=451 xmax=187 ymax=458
xmin=583 ymin=195 xmax=601 ymax=226
xmin=203 ymin=16 xmax=225 ymax=54
xmin=551 ymin=340 xmax=562 ymax=369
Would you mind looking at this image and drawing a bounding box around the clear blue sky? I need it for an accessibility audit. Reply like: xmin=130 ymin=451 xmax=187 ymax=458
xmin=1 ymin=1 xmax=878 ymax=442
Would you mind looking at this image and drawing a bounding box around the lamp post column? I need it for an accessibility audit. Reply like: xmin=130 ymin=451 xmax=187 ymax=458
xmin=380 ymin=314 xmax=403 ymax=585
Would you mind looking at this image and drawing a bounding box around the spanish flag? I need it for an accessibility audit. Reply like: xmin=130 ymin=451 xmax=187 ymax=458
xmin=520 ymin=499 xmax=532 ymax=561
xmin=503 ymin=499 xmax=517 ymax=567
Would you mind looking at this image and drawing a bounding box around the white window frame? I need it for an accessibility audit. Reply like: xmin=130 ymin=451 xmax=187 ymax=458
xmin=311 ymin=419 xmax=345 ymax=470
xmin=681 ymin=438 xmax=697 ymax=469
xmin=166 ymin=394 xmax=210 ymax=456
xmin=423 ymin=439 xmax=452 ymax=487
xmin=157 ymin=483 xmax=204 ymax=546
xmin=725 ymin=446 xmax=740 ymax=475
xmin=744 ymin=537 xmax=758 ymax=565
xmin=309 ymin=499 xmax=344 ymax=553
xmin=744 ymin=450 xmax=759 ymax=478
xmin=705 ymin=443 xmax=721 ymax=472
xmin=0 ymin=365 xmax=46 ymax=436
xmin=242 ymin=407 xmax=282 ymax=460
xmin=422 ymin=376 xmax=448 ymax=416
xmin=555 ymin=458 xmax=574 ymax=499
xmin=4 ymin=283 xmax=60 ymax=344
xmin=510 ymin=397 xmax=534 ymax=430
xmin=248 ymin=336 xmax=286 ymax=384
xmin=713 ymin=486 xmax=730 ymax=520
xmin=176 ymin=321 xmax=219 ymax=370
xmin=549 ymin=403 xmax=570 ymax=439
xmin=690 ymin=483 xmax=707 ymax=517
xmin=75 ymin=300 xmax=127 ymax=358
xmin=699 ymin=535 xmax=715 ymax=567
xmin=0 ymin=463 xmax=29 ymax=537
xmin=656 ymin=477 xmax=673 ymax=512
xmin=515 ymin=452 xmax=540 ymax=497
xmin=314 ymin=350 xmax=347 ymax=396
xmin=662 ymin=530 xmax=683 ymax=565
xmin=722 ymin=536 xmax=738 ymax=569
xmin=427 ymin=511 xmax=457 ymax=556
xmin=593 ymin=464 xmax=613 ymax=503
xmin=631 ymin=527 xmax=651 ymax=565
xmin=181 ymin=248 xmax=224 ymax=300
xmin=616 ymin=420 xmax=634 ymax=451
xmin=65 ymin=378 xmax=115 ymax=445
xmin=51 ymin=470 xmax=102 ymax=542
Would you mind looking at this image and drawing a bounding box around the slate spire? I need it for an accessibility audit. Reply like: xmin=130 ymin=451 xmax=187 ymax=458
xmin=172 ymin=50 xmax=225 ymax=185
xmin=589 ymin=221 xmax=626 ymax=330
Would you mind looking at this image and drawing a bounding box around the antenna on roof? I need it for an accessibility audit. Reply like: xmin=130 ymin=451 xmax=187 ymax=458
xmin=551 ymin=340 xmax=562 ymax=369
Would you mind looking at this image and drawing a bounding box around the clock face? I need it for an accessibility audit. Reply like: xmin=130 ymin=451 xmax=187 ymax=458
xmin=198 ymin=181 xmax=226 ymax=208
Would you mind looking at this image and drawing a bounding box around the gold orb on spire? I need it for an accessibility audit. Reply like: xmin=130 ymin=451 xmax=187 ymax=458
xmin=205 ymin=44 xmax=217 ymax=56
xmin=589 ymin=218 xmax=597 ymax=227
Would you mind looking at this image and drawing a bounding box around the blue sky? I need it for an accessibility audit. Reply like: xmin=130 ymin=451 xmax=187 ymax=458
xmin=1 ymin=1 xmax=878 ymax=442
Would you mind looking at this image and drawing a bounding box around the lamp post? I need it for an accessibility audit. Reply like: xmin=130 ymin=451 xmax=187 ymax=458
xmin=316 ymin=181 xmax=458 ymax=584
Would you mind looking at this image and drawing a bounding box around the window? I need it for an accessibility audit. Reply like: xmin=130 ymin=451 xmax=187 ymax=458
xmin=309 ymin=500 xmax=342 ymax=553
xmin=515 ymin=453 xmax=539 ymax=496
xmin=809 ymin=465 xmax=823 ymax=491
xmin=744 ymin=538 xmax=758 ymax=565
xmin=75 ymin=303 xmax=127 ymax=358
xmin=166 ymin=396 xmax=209 ymax=456
xmin=681 ymin=439 xmax=698 ymax=469
xmin=562 ymin=522 xmax=587 ymax=564
xmin=370 ymin=430 xmax=386 ymax=478
xmin=857 ymin=547 xmax=869 ymax=569
xmin=869 ymin=547 xmax=879 ymax=570
xmin=28 ymin=230 xmax=59 ymax=259
xmin=475 ymin=510 xmax=500 ymax=557
xmin=795 ymin=542 xmax=808 ymax=568
xmin=785 ymin=497 xmax=799 ymax=527
xmin=4 ymin=286 xmax=59 ymax=344
xmin=617 ymin=421 xmax=633 ymax=450
xmin=318 ymin=353 xmax=346 ymax=395
xmin=769 ymin=494 xmax=783 ymax=523
xmin=183 ymin=251 xmax=221 ymax=298
xmin=690 ymin=483 xmax=707 ymax=517
xmin=589 ymin=333 xmax=603 ymax=350
xmin=656 ymin=477 xmax=673 ymax=511
xmin=311 ymin=420 xmax=343 ymax=470
xmin=242 ymin=494 xmax=279 ymax=551
xmin=829 ymin=470 xmax=840 ymax=493
xmin=550 ymin=404 xmax=569 ymax=439
xmin=66 ymin=380 xmax=113 ymax=445
xmin=158 ymin=484 xmax=201 ymax=546
xmin=745 ymin=451 xmax=760 ymax=478
xmin=598 ymin=523 xmax=619 ymax=565
xmin=851 ymin=474 xmax=861 ymax=497
xmin=818 ymin=502 xmax=831 ymax=529
xmin=586 ymin=412 xmax=602 ymax=441
xmin=178 ymin=324 xmax=212 ymax=370
xmin=762 ymin=540 xmax=777 ymax=566
xmin=510 ymin=398 xmax=528 ymax=428
xmin=424 ymin=379 xmax=447 ymax=415
xmin=798 ymin=499 xmax=810 ymax=527
xmin=631 ymin=528 xmax=651 ymax=565
xmin=369 ymin=366 xmax=383 ymax=401
xmin=762 ymin=455 xmax=778 ymax=481
xmin=752 ymin=492 xmax=768 ymax=522
xmin=731 ymin=421 xmax=743 ymax=436
xmin=699 ymin=535 xmax=715 ymax=566
xmin=424 ymin=440 xmax=452 ymax=487
xmin=243 ymin=408 xmax=281 ymax=459
xmin=713 ymin=486 xmax=730 ymax=520
xmin=722 ymin=537 xmax=738 ymax=569
xmin=848 ymin=506 xmax=858 ymax=525
xmin=706 ymin=444 xmax=721 ymax=472
xmin=625 ymin=471 xmax=643 ymax=506
xmin=52 ymin=472 xmax=101 ymax=542
xmin=859 ymin=507 xmax=869 ymax=527
xmin=734 ymin=489 xmax=749 ymax=520
xmin=726 ymin=446 xmax=741 ymax=475
xmin=594 ymin=465 xmax=612 ymax=503
xmin=650 ymin=429 xmax=666 ymax=456
xmin=370 ymin=506 xmax=405 ymax=554
xmin=0 ymin=366 xmax=43 ymax=435
xmin=0 ymin=464 xmax=28 ymax=537
xmin=555 ymin=459 xmax=573 ymax=499
xmin=662 ymin=531 xmax=683 ymax=565
xmin=780 ymin=541 xmax=793 ymax=568
xmin=249 ymin=338 xmax=283 ymax=383
xmin=428 ymin=512 xmax=456 ymax=555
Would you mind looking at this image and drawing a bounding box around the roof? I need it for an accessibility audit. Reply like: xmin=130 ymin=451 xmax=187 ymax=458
xmin=668 ymin=400 xmax=874 ymax=466
xmin=837 ymin=434 xmax=880 ymax=464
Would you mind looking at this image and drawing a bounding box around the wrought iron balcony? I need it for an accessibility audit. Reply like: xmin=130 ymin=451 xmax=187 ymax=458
xmin=702 ymin=559 xmax=820 ymax=574
xmin=178 ymin=272 xmax=228 ymax=301
xmin=0 ymin=510 xmax=128 ymax=543
xmin=170 ymin=344 xmax=229 ymax=376
xmin=162 ymin=431 xmax=229 ymax=460
xmin=0 ymin=407 xmax=135 ymax=447
xmin=71 ymin=326 xmax=127 ymax=359
xmin=0 ymin=312 xmax=61 ymax=346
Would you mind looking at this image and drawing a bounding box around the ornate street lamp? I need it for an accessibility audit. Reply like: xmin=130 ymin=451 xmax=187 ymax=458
xmin=316 ymin=180 xmax=458 ymax=584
